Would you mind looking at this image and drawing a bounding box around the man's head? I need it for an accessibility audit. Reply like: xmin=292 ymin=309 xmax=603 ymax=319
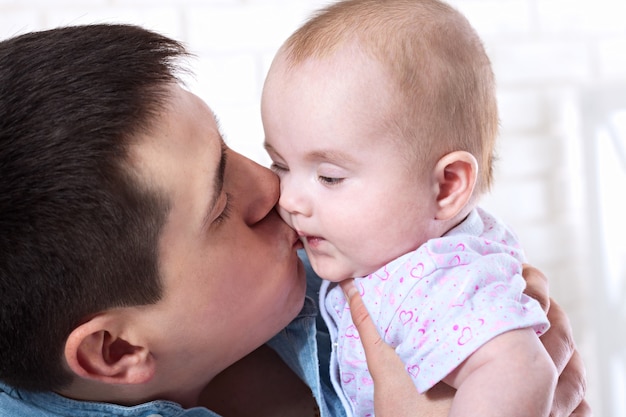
xmin=0 ymin=24 xmax=305 ymax=402
xmin=265 ymin=0 xmax=498 ymax=193
xmin=0 ymin=24 xmax=184 ymax=391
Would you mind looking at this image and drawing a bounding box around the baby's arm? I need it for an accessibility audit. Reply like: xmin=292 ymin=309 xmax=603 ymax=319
xmin=443 ymin=327 xmax=558 ymax=417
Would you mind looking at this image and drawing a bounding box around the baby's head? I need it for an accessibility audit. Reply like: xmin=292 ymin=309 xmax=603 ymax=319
xmin=268 ymin=0 xmax=498 ymax=192
xmin=262 ymin=0 xmax=499 ymax=281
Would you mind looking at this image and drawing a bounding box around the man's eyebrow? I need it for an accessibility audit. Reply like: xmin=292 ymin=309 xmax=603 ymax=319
xmin=214 ymin=116 xmax=228 ymax=199
xmin=203 ymin=119 xmax=228 ymax=228
xmin=214 ymin=140 xmax=227 ymax=201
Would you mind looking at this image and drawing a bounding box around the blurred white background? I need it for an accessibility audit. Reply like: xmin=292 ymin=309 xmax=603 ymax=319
xmin=1 ymin=0 xmax=625 ymax=415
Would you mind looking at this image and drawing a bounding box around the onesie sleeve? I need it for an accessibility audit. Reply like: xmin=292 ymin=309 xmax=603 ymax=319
xmin=380 ymin=238 xmax=550 ymax=393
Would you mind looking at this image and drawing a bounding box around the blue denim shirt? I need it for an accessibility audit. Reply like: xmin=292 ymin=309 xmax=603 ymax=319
xmin=0 ymin=251 xmax=344 ymax=417
xmin=267 ymin=251 xmax=345 ymax=417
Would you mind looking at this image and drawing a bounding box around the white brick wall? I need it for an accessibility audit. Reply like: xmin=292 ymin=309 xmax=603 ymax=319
xmin=2 ymin=0 xmax=625 ymax=415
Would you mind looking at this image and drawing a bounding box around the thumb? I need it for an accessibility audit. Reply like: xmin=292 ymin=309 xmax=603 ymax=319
xmin=340 ymin=279 xmax=426 ymax=416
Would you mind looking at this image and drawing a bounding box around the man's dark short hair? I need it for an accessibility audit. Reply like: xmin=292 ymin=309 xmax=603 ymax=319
xmin=0 ymin=24 xmax=187 ymax=391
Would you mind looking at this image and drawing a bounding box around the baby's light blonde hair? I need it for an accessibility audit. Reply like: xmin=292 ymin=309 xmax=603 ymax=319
xmin=281 ymin=0 xmax=499 ymax=193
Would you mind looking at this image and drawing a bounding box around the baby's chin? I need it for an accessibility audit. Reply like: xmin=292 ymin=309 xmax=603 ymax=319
xmin=308 ymin=257 xmax=362 ymax=282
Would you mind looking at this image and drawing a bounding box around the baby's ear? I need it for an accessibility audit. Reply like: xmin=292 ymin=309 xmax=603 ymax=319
xmin=64 ymin=313 xmax=155 ymax=385
xmin=433 ymin=151 xmax=478 ymax=221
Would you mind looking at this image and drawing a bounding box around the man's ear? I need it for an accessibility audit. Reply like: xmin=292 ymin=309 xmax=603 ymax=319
xmin=433 ymin=151 xmax=478 ymax=221
xmin=64 ymin=313 xmax=155 ymax=385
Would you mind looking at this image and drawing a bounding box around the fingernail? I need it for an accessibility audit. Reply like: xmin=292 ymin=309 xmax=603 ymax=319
xmin=342 ymin=283 xmax=357 ymax=300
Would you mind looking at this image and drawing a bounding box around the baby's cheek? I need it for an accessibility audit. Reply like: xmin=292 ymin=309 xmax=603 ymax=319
xmin=276 ymin=205 xmax=295 ymax=228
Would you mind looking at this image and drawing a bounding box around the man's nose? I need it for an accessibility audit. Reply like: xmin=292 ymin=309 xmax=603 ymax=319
xmin=230 ymin=150 xmax=280 ymax=225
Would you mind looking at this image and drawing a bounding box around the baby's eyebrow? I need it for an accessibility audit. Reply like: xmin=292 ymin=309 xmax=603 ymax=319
xmin=305 ymin=148 xmax=357 ymax=165
xmin=263 ymin=141 xmax=277 ymax=155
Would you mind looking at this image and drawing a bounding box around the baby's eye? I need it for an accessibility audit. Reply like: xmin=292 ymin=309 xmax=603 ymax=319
xmin=270 ymin=162 xmax=288 ymax=173
xmin=319 ymin=176 xmax=344 ymax=185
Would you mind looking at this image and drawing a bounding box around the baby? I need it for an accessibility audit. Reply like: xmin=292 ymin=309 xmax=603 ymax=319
xmin=261 ymin=0 xmax=557 ymax=416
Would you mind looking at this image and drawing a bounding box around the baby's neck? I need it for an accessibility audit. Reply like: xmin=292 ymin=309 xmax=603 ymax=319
xmin=439 ymin=202 xmax=476 ymax=238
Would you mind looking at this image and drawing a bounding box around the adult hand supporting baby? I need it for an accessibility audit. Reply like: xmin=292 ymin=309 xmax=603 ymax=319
xmin=519 ymin=265 xmax=591 ymax=417
xmin=340 ymin=279 xmax=452 ymax=417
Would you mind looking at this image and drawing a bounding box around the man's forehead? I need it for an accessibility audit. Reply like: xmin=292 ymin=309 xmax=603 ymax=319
xmin=124 ymin=86 xmax=224 ymax=192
